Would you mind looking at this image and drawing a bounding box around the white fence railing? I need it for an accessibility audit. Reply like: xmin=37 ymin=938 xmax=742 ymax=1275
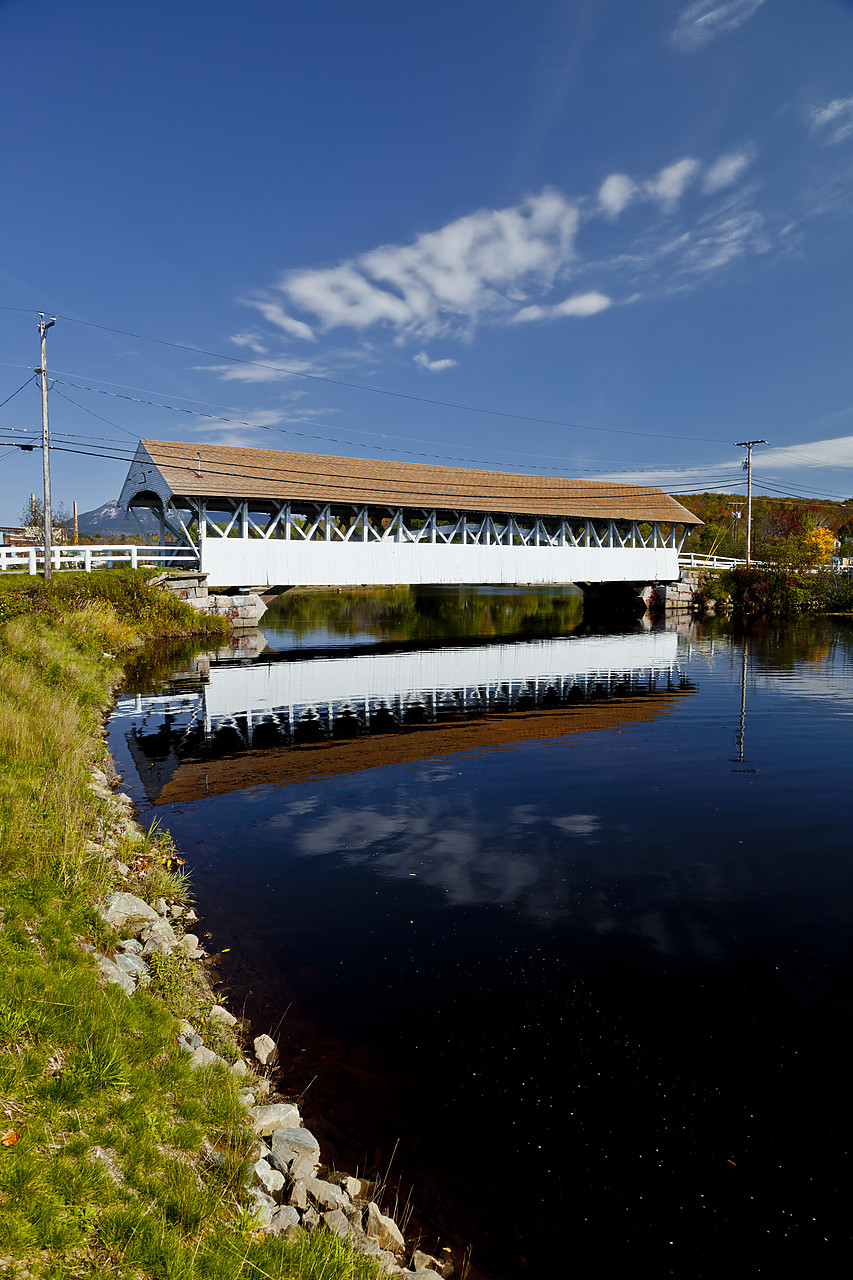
xmin=679 ymin=553 xmax=747 ymax=570
xmin=0 ymin=544 xmax=199 ymax=575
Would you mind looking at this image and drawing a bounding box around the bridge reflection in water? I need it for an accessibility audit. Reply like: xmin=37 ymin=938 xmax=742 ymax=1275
xmin=113 ymin=630 xmax=693 ymax=804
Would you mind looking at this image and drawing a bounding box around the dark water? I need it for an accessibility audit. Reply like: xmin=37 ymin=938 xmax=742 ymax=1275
xmin=110 ymin=589 xmax=853 ymax=1277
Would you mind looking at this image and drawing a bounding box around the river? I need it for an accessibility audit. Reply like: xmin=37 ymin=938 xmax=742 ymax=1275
xmin=108 ymin=587 xmax=853 ymax=1277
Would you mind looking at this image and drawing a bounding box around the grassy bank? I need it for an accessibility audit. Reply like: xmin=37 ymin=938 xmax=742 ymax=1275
xmin=0 ymin=569 xmax=232 ymax=640
xmin=0 ymin=586 xmax=382 ymax=1278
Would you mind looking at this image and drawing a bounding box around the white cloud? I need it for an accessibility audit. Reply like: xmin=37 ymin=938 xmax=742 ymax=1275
xmin=679 ymin=209 xmax=768 ymax=273
xmin=703 ymin=149 xmax=754 ymax=192
xmin=414 ymin=351 xmax=458 ymax=372
xmin=598 ymin=434 xmax=853 ymax=491
xmin=274 ymin=190 xmax=580 ymax=340
xmin=247 ymin=299 xmax=316 ymax=342
xmin=201 ymin=354 xmax=326 ymax=384
xmin=645 ymin=158 xmax=700 ymax=210
xmin=671 ymin=0 xmax=768 ymax=53
xmin=808 ymin=96 xmax=853 ymax=145
xmin=513 ymin=291 xmax=612 ymax=322
xmin=230 ymin=332 xmax=270 ymax=355
xmin=598 ymin=173 xmax=637 ymax=217
xmin=226 ymin=150 xmax=781 ymax=371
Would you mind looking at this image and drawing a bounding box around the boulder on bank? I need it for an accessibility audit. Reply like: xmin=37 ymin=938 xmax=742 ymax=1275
xmin=365 ymin=1200 xmax=406 ymax=1254
xmin=250 ymin=1102 xmax=301 ymax=1135
xmin=100 ymin=891 xmax=158 ymax=932
xmin=253 ymin=1033 xmax=278 ymax=1065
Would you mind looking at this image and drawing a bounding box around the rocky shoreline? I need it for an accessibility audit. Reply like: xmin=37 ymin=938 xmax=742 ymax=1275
xmin=88 ymin=761 xmax=456 ymax=1280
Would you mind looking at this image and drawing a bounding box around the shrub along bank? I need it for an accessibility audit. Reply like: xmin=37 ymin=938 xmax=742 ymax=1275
xmin=0 ymin=583 xmax=386 ymax=1279
xmin=695 ymin=565 xmax=853 ymax=616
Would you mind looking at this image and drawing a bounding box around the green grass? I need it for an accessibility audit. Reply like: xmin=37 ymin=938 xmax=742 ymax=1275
xmin=0 ymin=568 xmax=230 ymax=642
xmin=0 ymin=598 xmax=383 ymax=1280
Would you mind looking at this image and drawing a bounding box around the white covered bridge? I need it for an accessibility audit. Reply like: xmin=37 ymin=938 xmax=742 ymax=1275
xmin=118 ymin=439 xmax=701 ymax=589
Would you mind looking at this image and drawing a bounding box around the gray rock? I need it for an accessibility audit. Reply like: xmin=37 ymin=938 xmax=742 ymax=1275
xmin=253 ymin=1033 xmax=278 ymax=1066
xmin=290 ymin=1153 xmax=319 ymax=1182
xmin=117 ymin=937 xmax=143 ymax=955
xmin=323 ymin=1208 xmax=359 ymax=1240
xmin=250 ymin=1103 xmax=301 ymax=1134
xmin=365 ymin=1201 xmax=405 ymax=1254
xmin=178 ymin=1027 xmax=203 ymax=1051
xmin=253 ymin=1076 xmax=271 ymax=1097
xmin=306 ymin=1176 xmax=348 ymax=1213
xmin=247 ymin=1188 xmax=276 ymax=1227
xmin=289 ymin=1180 xmax=309 ymax=1211
xmin=237 ymin=1089 xmax=256 ymax=1109
xmin=253 ymin=1158 xmax=285 ymax=1195
xmin=302 ymin=1207 xmax=320 ymax=1230
xmin=210 ymin=1003 xmax=237 ymax=1027
xmin=266 ymin=1205 xmax=300 ymax=1236
xmin=230 ymin=1058 xmax=249 ymax=1077
xmin=140 ymin=918 xmax=178 ymax=955
xmin=412 ymin=1251 xmax=450 ymax=1277
xmin=115 ymin=952 xmax=150 ymax=987
xmin=177 ymin=933 xmax=200 ymax=953
xmin=270 ymin=1127 xmax=320 ymax=1163
xmin=154 ymin=897 xmax=168 ymax=916
xmin=95 ymin=954 xmax=134 ymax=994
xmin=266 ymin=1148 xmax=289 ymax=1175
xmin=113 ymin=861 xmax=130 ymax=877
xmin=342 ymin=1175 xmax=364 ymax=1200
xmin=353 ymin=1241 xmax=400 ymax=1276
xmin=189 ymin=1045 xmax=228 ymax=1070
xmin=184 ymin=907 xmax=199 ymax=924
xmin=100 ymin=892 xmax=158 ymax=932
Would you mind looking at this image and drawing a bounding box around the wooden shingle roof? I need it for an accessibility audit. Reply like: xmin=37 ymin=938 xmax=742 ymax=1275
xmin=131 ymin=439 xmax=702 ymax=524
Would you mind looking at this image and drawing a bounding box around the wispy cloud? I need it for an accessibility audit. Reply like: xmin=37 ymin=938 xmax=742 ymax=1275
xmin=703 ymin=149 xmax=754 ymax=192
xmin=598 ymin=173 xmax=637 ymax=217
xmin=670 ymin=0 xmax=768 ymax=53
xmin=512 ymin=291 xmax=612 ymax=323
xmin=264 ymin=190 xmax=580 ymax=342
xmin=223 ymin=148 xmax=767 ymax=381
xmin=201 ymin=354 xmax=327 ymax=384
xmin=599 ymin=434 xmax=853 ymax=490
xmin=645 ymin=158 xmax=700 ymax=210
xmin=414 ymin=351 xmax=458 ymax=372
xmin=808 ymin=96 xmax=853 ymax=145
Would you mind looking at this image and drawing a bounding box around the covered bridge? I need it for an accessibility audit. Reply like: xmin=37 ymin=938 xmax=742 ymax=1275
xmin=119 ymin=439 xmax=701 ymax=589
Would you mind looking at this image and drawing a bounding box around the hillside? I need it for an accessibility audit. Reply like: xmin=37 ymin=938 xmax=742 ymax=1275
xmin=675 ymin=492 xmax=853 ymax=557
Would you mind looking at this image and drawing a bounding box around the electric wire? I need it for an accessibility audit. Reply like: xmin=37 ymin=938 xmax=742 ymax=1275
xmin=0 ymin=374 xmax=37 ymax=410
xmin=0 ymin=439 xmax=715 ymax=506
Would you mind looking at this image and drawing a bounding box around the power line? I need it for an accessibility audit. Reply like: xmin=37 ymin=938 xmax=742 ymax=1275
xmin=50 ymin=384 xmax=140 ymax=439
xmin=0 ymin=374 xmax=37 ymax=410
xmin=0 ymin=439 xmax=711 ymax=508
xmin=48 ymin=312 xmax=734 ymax=445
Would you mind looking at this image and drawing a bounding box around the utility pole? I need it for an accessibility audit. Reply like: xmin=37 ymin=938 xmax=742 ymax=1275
xmin=735 ymin=440 xmax=766 ymax=565
xmin=37 ymin=314 xmax=56 ymax=582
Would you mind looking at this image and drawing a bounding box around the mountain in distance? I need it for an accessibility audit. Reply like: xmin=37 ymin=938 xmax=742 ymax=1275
xmin=76 ymin=500 xmax=158 ymax=538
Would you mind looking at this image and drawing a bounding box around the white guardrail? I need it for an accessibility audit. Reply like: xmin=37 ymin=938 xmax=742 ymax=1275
xmin=0 ymin=545 xmax=199 ymax=575
xmin=678 ymin=553 xmax=747 ymax=570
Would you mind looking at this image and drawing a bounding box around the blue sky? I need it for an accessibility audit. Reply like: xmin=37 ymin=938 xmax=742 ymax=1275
xmin=1 ymin=0 xmax=852 ymax=523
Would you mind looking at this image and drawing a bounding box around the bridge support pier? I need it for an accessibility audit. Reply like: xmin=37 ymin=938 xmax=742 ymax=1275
xmin=577 ymin=582 xmax=650 ymax=620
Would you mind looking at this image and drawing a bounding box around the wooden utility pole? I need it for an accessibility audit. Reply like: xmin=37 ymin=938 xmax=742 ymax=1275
xmin=735 ymin=439 xmax=766 ymax=565
xmin=38 ymin=314 xmax=56 ymax=581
